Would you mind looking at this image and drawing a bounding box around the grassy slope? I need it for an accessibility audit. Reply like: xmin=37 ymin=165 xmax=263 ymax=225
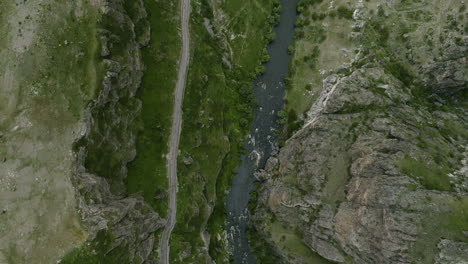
xmin=168 ymin=0 xmax=279 ymax=262
xmin=62 ymin=0 xmax=277 ymax=262
xmin=283 ymin=0 xmax=356 ymax=135
xmin=0 ymin=0 xmax=102 ymax=262
xmin=22 ymin=2 xmax=102 ymax=123
xmin=266 ymin=221 xmax=333 ymax=264
xmin=126 ymin=0 xmax=180 ymax=219
xmin=60 ymin=230 xmax=135 ymax=264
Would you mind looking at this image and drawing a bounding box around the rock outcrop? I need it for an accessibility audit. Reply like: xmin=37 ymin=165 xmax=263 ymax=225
xmin=70 ymin=0 xmax=164 ymax=262
xmin=254 ymin=65 xmax=467 ymax=263
xmin=252 ymin=0 xmax=468 ymax=263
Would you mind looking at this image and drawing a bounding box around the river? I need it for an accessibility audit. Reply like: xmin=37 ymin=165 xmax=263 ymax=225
xmin=225 ymin=0 xmax=299 ymax=263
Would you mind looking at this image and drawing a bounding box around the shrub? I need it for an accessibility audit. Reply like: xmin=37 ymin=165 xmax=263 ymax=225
xmin=277 ymin=110 xmax=288 ymax=125
xmin=337 ymin=6 xmax=353 ymax=20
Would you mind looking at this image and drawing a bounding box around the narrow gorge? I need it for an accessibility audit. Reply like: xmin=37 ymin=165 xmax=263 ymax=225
xmin=0 ymin=0 xmax=466 ymax=263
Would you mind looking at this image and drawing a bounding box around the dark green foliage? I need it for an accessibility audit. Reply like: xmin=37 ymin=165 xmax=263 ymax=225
xmin=295 ymin=17 xmax=311 ymax=27
xmin=286 ymin=109 xmax=304 ymax=137
xmin=337 ymin=6 xmax=353 ymax=20
xmin=277 ymin=109 xmax=288 ymax=125
xmin=99 ymin=13 xmax=133 ymax=56
xmin=308 ymin=24 xmax=327 ymax=43
xmin=266 ymin=31 xmax=277 ymax=43
xmin=288 ymin=44 xmax=295 ymax=55
xmin=79 ymin=2 xmax=150 ymax=194
xmin=406 ymin=11 xmax=432 ymax=22
xmin=247 ymin=226 xmax=285 ymax=264
xmin=460 ymin=4 xmax=466 ymax=12
xmin=272 ymin=0 xmax=281 ymax=23
xmin=247 ymin=236 xmax=285 ymax=263
xmin=311 ymin=12 xmax=327 ymax=21
xmin=295 ymin=30 xmax=305 ymax=39
xmin=297 ymin=0 xmax=324 ymax=13
xmin=446 ymin=14 xmax=459 ymax=30
xmin=277 ymin=108 xmax=304 ymax=139
xmin=171 ymin=0 xmax=281 ymax=262
xmin=127 ymin=0 xmax=181 ymax=216
xmin=367 ymin=19 xmax=389 ymax=44
xmin=377 ymin=6 xmax=385 ymax=17
xmin=303 ymin=45 xmax=320 ymax=68
xmin=383 ymin=59 xmax=413 ymax=87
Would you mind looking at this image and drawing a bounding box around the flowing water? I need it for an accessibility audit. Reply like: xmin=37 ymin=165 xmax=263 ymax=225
xmin=225 ymin=0 xmax=299 ymax=263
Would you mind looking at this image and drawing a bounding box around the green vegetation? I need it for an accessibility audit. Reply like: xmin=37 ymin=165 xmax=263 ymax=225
xmin=399 ymin=156 xmax=452 ymax=191
xmin=303 ymin=45 xmax=320 ymax=68
xmin=22 ymin=2 xmax=102 ymax=126
xmin=285 ymin=0 xmax=357 ymax=132
xmin=279 ymin=0 xmax=468 ymax=262
xmin=383 ymin=59 xmax=412 ymax=87
xmin=311 ymin=12 xmax=327 ymax=21
xmin=63 ymin=0 xmax=182 ymax=262
xmin=265 ymin=221 xmax=333 ymax=264
xmin=77 ymin=0 xmax=161 ymax=194
xmin=0 ymin=1 xmax=103 ymax=261
xmin=248 ymin=188 xmax=332 ymax=263
xmin=400 ymin=117 xmax=467 ymax=192
xmin=247 ymin=225 xmax=285 ymax=264
xmin=126 ymin=0 xmax=181 ymax=218
xmin=398 ymin=109 xmax=467 ymax=192
xmin=411 ymin=197 xmax=468 ymax=263
xmin=247 ymin=183 xmax=284 ymax=263
xmin=297 ymin=0 xmax=324 ymax=13
xmin=460 ymin=4 xmax=466 ymax=12
xmin=61 ymin=230 xmax=133 ymax=264
xmin=337 ymin=6 xmax=353 ymax=20
xmin=356 ymin=0 xmax=467 ymax=193
xmin=285 ymin=109 xmax=304 ymax=138
xmin=248 ymin=182 xmax=333 ymax=263
xmin=322 ymin=153 xmax=350 ymax=206
xmin=166 ymin=0 xmax=281 ymax=262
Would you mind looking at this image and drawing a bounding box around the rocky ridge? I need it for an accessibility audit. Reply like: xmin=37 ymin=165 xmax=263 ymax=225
xmin=252 ymin=0 xmax=468 ymax=263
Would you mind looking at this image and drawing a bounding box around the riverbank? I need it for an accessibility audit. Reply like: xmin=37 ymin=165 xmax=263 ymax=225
xmin=167 ymin=0 xmax=282 ymax=263
xmin=225 ymin=0 xmax=299 ymax=263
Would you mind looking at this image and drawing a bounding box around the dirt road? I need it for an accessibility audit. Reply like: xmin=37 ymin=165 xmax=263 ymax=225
xmin=159 ymin=0 xmax=191 ymax=263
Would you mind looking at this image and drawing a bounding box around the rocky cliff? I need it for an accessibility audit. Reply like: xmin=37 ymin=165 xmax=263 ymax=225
xmin=252 ymin=0 xmax=467 ymax=263
xmin=68 ymin=0 xmax=164 ymax=263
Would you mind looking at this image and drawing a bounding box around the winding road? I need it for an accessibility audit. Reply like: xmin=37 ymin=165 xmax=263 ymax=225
xmin=160 ymin=0 xmax=191 ymax=263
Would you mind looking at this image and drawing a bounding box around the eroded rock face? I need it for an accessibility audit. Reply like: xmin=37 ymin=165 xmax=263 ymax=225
xmin=252 ymin=0 xmax=468 ymax=262
xmin=253 ymin=33 xmax=466 ymax=264
xmin=422 ymin=37 xmax=468 ymax=96
xmin=254 ymin=64 xmax=467 ymax=263
xmin=71 ymin=0 xmax=164 ymax=262
xmin=435 ymin=239 xmax=468 ymax=264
